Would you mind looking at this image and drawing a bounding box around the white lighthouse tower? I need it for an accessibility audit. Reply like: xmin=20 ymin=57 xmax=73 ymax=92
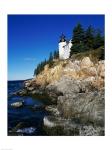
xmin=59 ymin=34 xmax=72 ymax=60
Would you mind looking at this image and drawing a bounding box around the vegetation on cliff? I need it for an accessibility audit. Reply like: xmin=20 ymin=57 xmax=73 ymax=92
xmin=33 ymin=23 xmax=104 ymax=77
xmin=70 ymin=23 xmax=104 ymax=56
xmin=71 ymin=46 xmax=104 ymax=63
xmin=34 ymin=50 xmax=59 ymax=76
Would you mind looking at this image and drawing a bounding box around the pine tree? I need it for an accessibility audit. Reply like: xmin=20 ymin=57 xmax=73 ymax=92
xmin=33 ymin=68 xmax=37 ymax=76
xmin=84 ymin=25 xmax=94 ymax=49
xmin=56 ymin=50 xmax=59 ymax=58
xmin=53 ymin=50 xmax=59 ymax=59
xmin=72 ymin=23 xmax=85 ymax=43
xmin=49 ymin=52 xmax=53 ymax=62
xmin=93 ymin=29 xmax=104 ymax=49
xmin=70 ymin=23 xmax=85 ymax=55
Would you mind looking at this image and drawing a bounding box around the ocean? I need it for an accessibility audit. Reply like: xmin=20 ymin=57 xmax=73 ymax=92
xmin=8 ymin=80 xmax=49 ymax=136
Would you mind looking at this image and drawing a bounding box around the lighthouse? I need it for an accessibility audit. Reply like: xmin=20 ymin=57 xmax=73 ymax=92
xmin=59 ymin=34 xmax=72 ymax=60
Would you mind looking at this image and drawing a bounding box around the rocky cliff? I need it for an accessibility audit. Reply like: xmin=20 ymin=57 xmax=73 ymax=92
xmin=18 ymin=56 xmax=105 ymax=136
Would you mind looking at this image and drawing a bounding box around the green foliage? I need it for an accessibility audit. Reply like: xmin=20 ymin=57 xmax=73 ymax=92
xmin=71 ymin=46 xmax=104 ymax=63
xmin=34 ymin=50 xmax=59 ymax=76
xmin=49 ymin=52 xmax=53 ymax=62
xmin=70 ymin=23 xmax=104 ymax=56
xmin=33 ymin=61 xmax=45 ymax=76
xmin=71 ymin=42 xmax=88 ymax=54
xmin=84 ymin=25 xmax=94 ymax=49
xmin=34 ymin=23 xmax=104 ymax=77
xmin=93 ymin=30 xmax=104 ymax=49
xmin=48 ymin=52 xmax=54 ymax=68
xmin=70 ymin=23 xmax=85 ymax=55
xmin=53 ymin=50 xmax=59 ymax=59
xmin=72 ymin=23 xmax=85 ymax=44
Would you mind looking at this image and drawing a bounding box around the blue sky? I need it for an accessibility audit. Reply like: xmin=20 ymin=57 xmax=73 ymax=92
xmin=8 ymin=15 xmax=104 ymax=80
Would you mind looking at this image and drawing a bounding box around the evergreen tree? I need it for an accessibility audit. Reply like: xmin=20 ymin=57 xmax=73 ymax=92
xmin=84 ymin=25 xmax=94 ymax=49
xmin=70 ymin=24 xmax=104 ymax=57
xmin=49 ymin=52 xmax=53 ymax=62
xmin=53 ymin=50 xmax=56 ymax=59
xmin=34 ymin=51 xmax=56 ymax=76
xmin=53 ymin=50 xmax=59 ymax=59
xmin=33 ymin=68 xmax=37 ymax=76
xmin=93 ymin=29 xmax=104 ymax=49
xmin=72 ymin=23 xmax=85 ymax=43
xmin=70 ymin=23 xmax=85 ymax=55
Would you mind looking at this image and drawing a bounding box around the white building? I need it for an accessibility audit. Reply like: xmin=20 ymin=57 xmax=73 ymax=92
xmin=59 ymin=34 xmax=72 ymax=60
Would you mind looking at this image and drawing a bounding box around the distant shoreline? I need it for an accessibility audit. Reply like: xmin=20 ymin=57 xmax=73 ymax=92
xmin=8 ymin=78 xmax=33 ymax=82
xmin=8 ymin=80 xmax=25 ymax=83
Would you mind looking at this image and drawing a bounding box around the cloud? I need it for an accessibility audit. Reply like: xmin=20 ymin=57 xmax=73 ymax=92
xmin=24 ymin=57 xmax=37 ymax=61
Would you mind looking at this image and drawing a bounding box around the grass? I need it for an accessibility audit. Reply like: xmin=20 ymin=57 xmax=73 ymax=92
xmin=71 ymin=46 xmax=104 ymax=63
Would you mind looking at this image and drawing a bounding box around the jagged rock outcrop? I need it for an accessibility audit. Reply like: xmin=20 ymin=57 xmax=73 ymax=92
xmin=57 ymin=89 xmax=104 ymax=124
xmin=18 ymin=57 xmax=105 ymax=135
xmin=80 ymin=57 xmax=94 ymax=69
xmin=23 ymin=57 xmax=104 ymax=92
xmin=43 ymin=116 xmax=104 ymax=136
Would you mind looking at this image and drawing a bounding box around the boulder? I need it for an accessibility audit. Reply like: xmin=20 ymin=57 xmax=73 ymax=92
xmin=57 ymin=89 xmax=104 ymax=125
xmin=11 ymin=101 xmax=24 ymax=108
xmin=31 ymin=104 xmax=45 ymax=111
xmin=97 ymin=61 xmax=105 ymax=78
xmin=80 ymin=57 xmax=93 ymax=69
xmin=47 ymin=76 xmax=97 ymax=98
xmin=43 ymin=116 xmax=104 ymax=136
xmin=16 ymin=89 xmax=27 ymax=96
xmin=64 ymin=60 xmax=80 ymax=72
xmin=82 ymin=66 xmax=97 ymax=76
xmin=45 ymin=105 xmax=60 ymax=116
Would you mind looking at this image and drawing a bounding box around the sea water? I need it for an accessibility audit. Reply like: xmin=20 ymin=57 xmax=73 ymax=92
xmin=8 ymin=80 xmax=49 ymax=136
